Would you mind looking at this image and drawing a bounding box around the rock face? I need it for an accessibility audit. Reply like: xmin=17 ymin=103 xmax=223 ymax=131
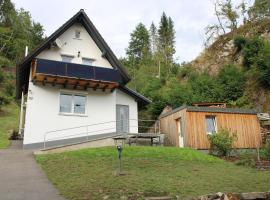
xmin=192 ymin=192 xmax=270 ymax=200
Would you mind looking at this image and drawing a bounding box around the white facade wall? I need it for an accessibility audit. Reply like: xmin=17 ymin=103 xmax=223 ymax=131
xmin=23 ymin=21 xmax=139 ymax=146
xmin=37 ymin=23 xmax=112 ymax=68
xmin=23 ymin=84 xmax=139 ymax=145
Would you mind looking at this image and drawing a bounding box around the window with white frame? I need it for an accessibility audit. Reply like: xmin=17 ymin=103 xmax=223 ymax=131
xmin=61 ymin=55 xmax=74 ymax=63
xmin=205 ymin=116 xmax=217 ymax=134
xmin=75 ymin=30 xmax=81 ymax=39
xmin=82 ymin=57 xmax=94 ymax=66
xmin=59 ymin=93 xmax=86 ymax=115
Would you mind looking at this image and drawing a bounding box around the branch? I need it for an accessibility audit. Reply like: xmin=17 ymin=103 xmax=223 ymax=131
xmin=215 ymin=2 xmax=226 ymax=35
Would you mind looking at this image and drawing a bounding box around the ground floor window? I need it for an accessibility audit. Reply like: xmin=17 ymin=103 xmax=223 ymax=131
xmin=205 ymin=116 xmax=217 ymax=134
xmin=59 ymin=93 xmax=87 ymax=115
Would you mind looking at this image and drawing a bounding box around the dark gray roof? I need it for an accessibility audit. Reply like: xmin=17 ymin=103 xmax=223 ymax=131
xmin=118 ymin=86 xmax=151 ymax=108
xmin=159 ymin=105 xmax=258 ymax=119
xmin=16 ymin=9 xmax=130 ymax=99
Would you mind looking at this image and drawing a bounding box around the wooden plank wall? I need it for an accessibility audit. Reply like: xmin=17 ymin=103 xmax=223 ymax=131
xmin=160 ymin=109 xmax=186 ymax=147
xmin=185 ymin=111 xmax=262 ymax=149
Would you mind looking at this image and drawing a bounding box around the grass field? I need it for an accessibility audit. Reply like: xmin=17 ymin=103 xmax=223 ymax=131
xmin=36 ymin=146 xmax=270 ymax=200
xmin=0 ymin=103 xmax=20 ymax=148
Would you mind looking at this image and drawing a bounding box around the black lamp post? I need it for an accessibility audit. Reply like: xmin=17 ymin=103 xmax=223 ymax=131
xmin=116 ymin=145 xmax=123 ymax=174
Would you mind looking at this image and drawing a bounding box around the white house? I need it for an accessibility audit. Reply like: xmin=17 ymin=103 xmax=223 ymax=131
xmin=16 ymin=9 xmax=150 ymax=149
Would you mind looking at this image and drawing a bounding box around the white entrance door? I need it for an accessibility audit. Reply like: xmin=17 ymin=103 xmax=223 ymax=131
xmin=116 ymin=105 xmax=129 ymax=134
xmin=177 ymin=118 xmax=184 ymax=147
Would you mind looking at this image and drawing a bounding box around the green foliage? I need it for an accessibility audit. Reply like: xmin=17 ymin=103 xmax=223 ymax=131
xmin=235 ymin=152 xmax=256 ymax=168
xmin=234 ymin=36 xmax=270 ymax=87
xmin=163 ymin=78 xmax=191 ymax=108
xmin=158 ymin=12 xmax=176 ymax=64
xmin=0 ymin=1 xmax=44 ymax=62
xmin=242 ymin=37 xmax=264 ymax=69
xmin=0 ymin=91 xmax=10 ymax=109
xmin=208 ymin=128 xmax=237 ymax=156
xmin=228 ymin=95 xmax=253 ymax=109
xmin=0 ymin=103 xmax=19 ymax=148
xmin=260 ymin=139 xmax=270 ymax=160
xmin=217 ymin=64 xmax=246 ymax=101
xmin=149 ymin=22 xmax=158 ymax=55
xmin=234 ymin=35 xmax=247 ymax=51
xmin=188 ymin=72 xmax=220 ymax=102
xmin=256 ymin=41 xmax=270 ymax=87
xmin=249 ymin=0 xmax=270 ymax=20
xmin=126 ymin=23 xmax=150 ymax=63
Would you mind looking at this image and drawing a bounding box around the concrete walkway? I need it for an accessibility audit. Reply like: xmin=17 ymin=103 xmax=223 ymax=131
xmin=0 ymin=140 xmax=65 ymax=200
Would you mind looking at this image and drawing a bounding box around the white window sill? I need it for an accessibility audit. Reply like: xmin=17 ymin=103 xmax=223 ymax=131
xmin=59 ymin=112 xmax=88 ymax=117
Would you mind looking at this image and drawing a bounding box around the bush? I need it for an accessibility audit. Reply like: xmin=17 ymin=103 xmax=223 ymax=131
xmin=217 ymin=64 xmax=246 ymax=101
xmin=208 ymin=128 xmax=237 ymax=157
xmin=242 ymin=37 xmax=264 ymax=69
xmin=0 ymin=92 xmax=10 ymax=110
xmin=235 ymin=152 xmax=256 ymax=168
xmin=260 ymin=139 xmax=270 ymax=160
xmin=234 ymin=35 xmax=247 ymax=51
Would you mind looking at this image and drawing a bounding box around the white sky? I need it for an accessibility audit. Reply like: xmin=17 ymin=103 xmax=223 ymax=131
xmin=12 ymin=0 xmax=254 ymax=63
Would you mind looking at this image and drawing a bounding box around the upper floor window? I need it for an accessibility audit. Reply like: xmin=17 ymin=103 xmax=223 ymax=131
xmin=59 ymin=93 xmax=87 ymax=115
xmin=82 ymin=58 xmax=94 ymax=66
xmin=205 ymin=116 xmax=217 ymax=135
xmin=75 ymin=30 xmax=81 ymax=39
xmin=61 ymin=55 xmax=74 ymax=63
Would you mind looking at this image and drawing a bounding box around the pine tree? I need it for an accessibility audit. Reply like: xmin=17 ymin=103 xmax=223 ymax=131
xmin=157 ymin=12 xmax=175 ymax=64
xmin=149 ymin=22 xmax=158 ymax=56
xmin=126 ymin=23 xmax=150 ymax=63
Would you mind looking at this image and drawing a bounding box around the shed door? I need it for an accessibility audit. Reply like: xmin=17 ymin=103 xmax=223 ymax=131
xmin=116 ymin=105 xmax=129 ymax=134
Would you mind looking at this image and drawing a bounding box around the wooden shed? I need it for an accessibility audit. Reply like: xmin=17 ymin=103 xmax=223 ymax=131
xmin=159 ymin=105 xmax=262 ymax=149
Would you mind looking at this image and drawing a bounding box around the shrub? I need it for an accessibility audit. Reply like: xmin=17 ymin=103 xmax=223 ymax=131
xmin=217 ymin=64 xmax=245 ymax=101
xmin=234 ymin=35 xmax=247 ymax=51
xmin=0 ymin=92 xmax=10 ymax=110
xmin=242 ymin=37 xmax=264 ymax=69
xmin=208 ymin=128 xmax=237 ymax=157
xmin=235 ymin=152 xmax=256 ymax=168
xmin=260 ymin=139 xmax=270 ymax=160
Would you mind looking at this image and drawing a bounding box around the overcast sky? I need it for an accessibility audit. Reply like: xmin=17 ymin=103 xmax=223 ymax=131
xmin=12 ymin=0 xmax=253 ymax=63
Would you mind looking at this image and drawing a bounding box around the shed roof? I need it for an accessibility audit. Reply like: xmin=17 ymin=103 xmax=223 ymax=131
xmin=159 ymin=105 xmax=258 ymax=119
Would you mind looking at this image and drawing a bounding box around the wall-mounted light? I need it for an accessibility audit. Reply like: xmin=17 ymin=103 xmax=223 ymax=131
xmin=78 ymin=51 xmax=81 ymax=57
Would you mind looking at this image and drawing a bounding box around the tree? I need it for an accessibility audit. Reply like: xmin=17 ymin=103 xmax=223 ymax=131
xmin=157 ymin=12 xmax=176 ymax=65
xmin=217 ymin=64 xmax=245 ymax=101
xmin=149 ymin=22 xmax=158 ymax=56
xmin=0 ymin=0 xmax=16 ymax=27
xmin=0 ymin=4 xmax=44 ymax=62
xmin=249 ymin=0 xmax=270 ymax=20
xmin=126 ymin=23 xmax=150 ymax=63
xmin=205 ymin=0 xmax=243 ymax=46
xmin=187 ymin=72 xmax=221 ymax=103
xmin=219 ymin=0 xmax=239 ymax=31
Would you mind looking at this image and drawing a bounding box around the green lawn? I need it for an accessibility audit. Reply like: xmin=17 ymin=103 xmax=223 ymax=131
xmin=36 ymin=146 xmax=270 ymax=200
xmin=0 ymin=103 xmax=20 ymax=148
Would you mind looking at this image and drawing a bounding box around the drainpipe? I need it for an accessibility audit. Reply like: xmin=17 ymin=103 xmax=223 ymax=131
xmin=18 ymin=91 xmax=24 ymax=135
xmin=25 ymin=46 xmax=28 ymax=57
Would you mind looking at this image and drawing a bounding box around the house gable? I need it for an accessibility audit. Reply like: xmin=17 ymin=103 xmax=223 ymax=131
xmin=37 ymin=23 xmax=113 ymax=68
xmin=16 ymin=9 xmax=130 ymax=98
